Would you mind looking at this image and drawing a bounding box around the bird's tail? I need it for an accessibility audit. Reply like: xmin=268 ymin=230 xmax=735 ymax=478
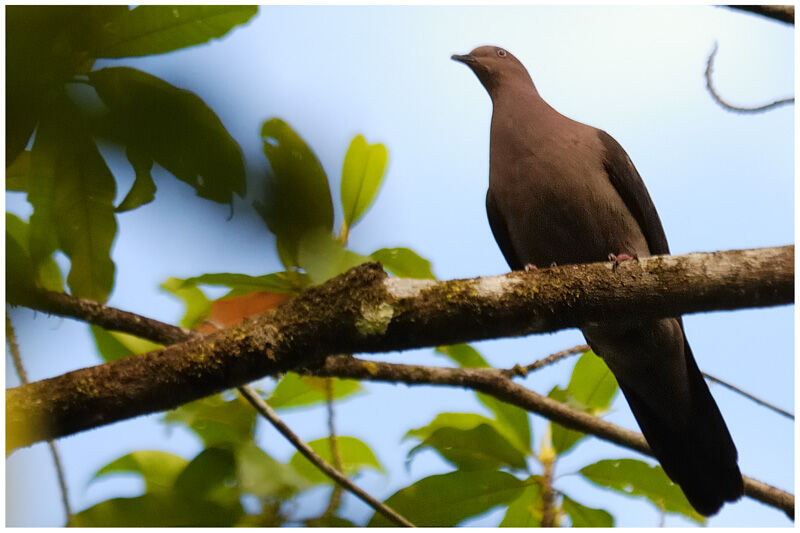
xmin=616 ymin=337 xmax=743 ymax=516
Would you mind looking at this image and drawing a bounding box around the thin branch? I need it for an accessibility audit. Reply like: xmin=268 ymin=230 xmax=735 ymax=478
xmin=322 ymin=377 xmax=345 ymax=519
xmin=237 ymin=386 xmax=414 ymax=527
xmin=705 ymin=42 xmax=794 ymax=114
xmin=703 ymin=371 xmax=794 ymax=420
xmin=725 ymin=5 xmax=794 ymax=25
xmin=6 ymin=312 xmax=73 ymax=523
xmin=504 ymin=344 xmax=589 ymax=378
xmin=7 ymin=246 xmax=793 ymax=450
xmin=6 ymin=290 xmax=793 ymax=517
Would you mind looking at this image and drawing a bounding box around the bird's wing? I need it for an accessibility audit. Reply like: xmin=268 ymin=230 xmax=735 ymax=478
xmin=597 ymin=130 xmax=671 ymax=256
xmin=486 ymin=189 xmax=524 ymax=270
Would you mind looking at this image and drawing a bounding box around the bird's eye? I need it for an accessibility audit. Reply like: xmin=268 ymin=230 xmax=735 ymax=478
xmin=497 ymin=49 xmax=507 ymax=57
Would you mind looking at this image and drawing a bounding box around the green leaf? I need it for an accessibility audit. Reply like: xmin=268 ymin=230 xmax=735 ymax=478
xmin=368 ymin=470 xmax=527 ymax=527
xmin=115 ymin=146 xmax=156 ymax=213
xmin=6 ymin=150 xmax=30 ymax=191
xmin=89 ymin=66 xmax=246 ymax=204
xmin=408 ymin=423 xmax=527 ymax=471
xmin=267 ymin=373 xmax=363 ymax=410
xmin=567 ymin=350 xmax=618 ymax=409
xmin=435 ymin=343 xmax=489 ymax=368
xmin=164 ymin=393 xmax=256 ymax=448
xmin=6 ymin=212 xmax=63 ymax=298
xmin=370 ymin=247 xmax=436 ymax=280
xmin=237 ymin=441 xmax=310 ymax=499
xmin=561 ymin=494 xmax=614 ymax=527
xmin=499 ymin=482 xmax=543 ymax=527
xmin=297 ymin=228 xmax=370 ymax=284
xmin=93 ymin=6 xmax=258 ymax=58
xmin=580 ymin=459 xmax=705 ymax=524
xmin=180 ymin=271 xmax=309 ymax=295
xmin=290 ymin=436 xmax=384 ymax=484
xmin=340 ymin=134 xmax=388 ymax=228
xmin=549 ymin=386 xmax=588 ymax=455
xmin=405 ymin=412 xmax=497 ymax=441
xmin=71 ymin=492 xmax=242 ymax=527
xmin=93 ymin=450 xmax=188 ymax=492
xmin=161 ymin=277 xmax=212 ymax=329
xmin=90 ymin=325 xmax=163 ymax=362
xmin=256 ymin=118 xmax=333 ymax=267
xmin=477 ymin=392 xmax=532 ymax=454
xmin=174 ymin=447 xmax=238 ymax=506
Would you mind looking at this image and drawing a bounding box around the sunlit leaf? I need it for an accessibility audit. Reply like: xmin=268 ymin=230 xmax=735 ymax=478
xmin=548 ymin=386 xmax=588 ymax=455
xmin=370 ymin=247 xmax=436 ymax=280
xmin=561 ymin=494 xmax=614 ymax=527
xmin=164 ymin=394 xmax=256 ymax=448
xmin=477 ymin=392 xmax=531 ymax=454
xmin=89 ymin=67 xmax=246 ymax=204
xmin=93 ymin=5 xmax=258 ymax=58
xmin=290 ymin=436 xmax=384 ymax=484
xmin=340 ymin=134 xmax=388 ymax=228
xmin=256 ymin=118 xmax=333 ymax=267
xmin=180 ymin=271 xmax=309 ymax=295
xmin=268 ymin=373 xmax=363 ymax=409
xmin=297 ymin=228 xmax=370 ymax=284
xmin=499 ymin=482 xmax=543 ymax=527
xmin=161 ymin=277 xmax=212 ymax=329
xmin=580 ymin=459 xmax=705 ymax=523
xmin=367 ymin=470 xmax=527 ymax=527
xmin=405 ymin=412 xmax=497 ymax=442
xmin=90 ymin=325 xmax=163 ymax=362
xmin=408 ymin=423 xmax=527 ymax=471
xmin=93 ymin=450 xmax=188 ymax=492
xmin=435 ymin=343 xmax=489 ymax=368
xmin=115 ymin=146 xmax=156 ymax=213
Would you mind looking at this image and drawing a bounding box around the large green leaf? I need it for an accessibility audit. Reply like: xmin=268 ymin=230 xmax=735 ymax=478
xmin=178 ymin=271 xmax=309 ymax=295
xmin=477 ymin=392 xmax=532 ymax=454
xmin=237 ymin=441 xmax=310 ymax=499
xmin=404 ymin=412 xmax=497 ymax=441
xmin=174 ymin=447 xmax=239 ymax=507
xmin=89 ymin=66 xmax=246 ymax=204
xmin=90 ymin=325 xmax=163 ymax=362
xmin=93 ymin=6 xmax=258 ymax=58
xmin=267 ymin=373 xmax=363 ymax=409
xmin=408 ymin=423 xmax=527 ymax=471
xmin=161 ymin=277 xmax=212 ymax=329
xmin=289 ymin=436 xmax=384 ymax=484
xmin=71 ymin=492 xmax=242 ymax=527
xmin=435 ymin=343 xmax=489 ymax=368
xmin=6 ymin=212 xmax=63 ymax=297
xmin=93 ymin=451 xmax=188 ymax=493
xmin=164 ymin=393 xmax=256 ymax=448
xmin=367 ymin=470 xmax=527 ymax=527
xmin=548 ymin=386 xmax=588 ymax=455
xmin=256 ymin=118 xmax=333 ymax=267
xmin=340 ymin=134 xmax=388 ymax=229
xmin=296 ymin=228 xmax=370 ymax=284
xmin=370 ymin=247 xmax=436 ymax=280
xmin=499 ymin=482 xmax=543 ymax=527
xmin=580 ymin=459 xmax=705 ymax=524
xmin=561 ymin=495 xmax=614 ymax=527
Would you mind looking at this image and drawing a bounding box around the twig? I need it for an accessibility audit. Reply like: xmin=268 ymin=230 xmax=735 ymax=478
xmin=725 ymin=5 xmax=794 ymax=25
xmin=703 ymin=371 xmax=794 ymax=420
xmin=238 ymin=386 xmax=414 ymax=527
xmin=6 ymin=312 xmax=73 ymax=524
xmin=505 ymin=344 xmax=589 ymax=377
xmin=705 ymin=42 xmax=794 ymax=114
xmin=322 ymin=377 xmax=345 ymax=519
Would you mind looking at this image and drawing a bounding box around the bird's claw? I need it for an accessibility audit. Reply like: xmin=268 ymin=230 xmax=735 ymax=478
xmin=609 ymin=252 xmax=638 ymax=272
xmin=524 ymin=263 xmax=538 ymax=271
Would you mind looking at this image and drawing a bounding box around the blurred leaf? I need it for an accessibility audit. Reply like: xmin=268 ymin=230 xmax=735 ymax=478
xmin=71 ymin=492 xmax=241 ymax=527
xmin=367 ymin=470 xmax=527 ymax=527
xmin=405 ymin=412 xmax=497 ymax=441
xmin=408 ymin=423 xmax=527 ymax=471
xmin=257 ymin=118 xmax=333 ymax=267
xmin=93 ymin=5 xmax=258 ymax=58
xmin=561 ymin=495 xmax=614 ymax=527
xmin=180 ymin=271 xmax=309 ymax=295
xmin=370 ymin=247 xmax=436 ymax=280
xmin=580 ymin=459 xmax=705 ymax=524
xmin=499 ymin=482 xmax=543 ymax=527
xmin=548 ymin=386 xmax=588 ymax=455
xmin=340 ymin=134 xmax=388 ymax=228
xmin=6 ymin=212 xmax=63 ymax=297
xmin=93 ymin=450 xmax=188 ymax=492
xmin=268 ymin=373 xmax=363 ymax=410
xmin=305 ymin=515 xmax=356 ymax=527
xmin=297 ymin=228 xmax=370 ymax=284
xmin=477 ymin=392 xmax=532 ymax=455
xmin=164 ymin=393 xmax=256 ymax=448
xmin=567 ymin=350 xmax=617 ymax=409
xmin=237 ymin=441 xmax=310 ymax=499
xmin=89 ymin=66 xmax=246 ymax=204
xmin=115 ymin=146 xmax=156 ymax=213
xmin=435 ymin=343 xmax=490 ymax=368
xmin=174 ymin=447 xmax=238 ymax=507
xmin=6 ymin=150 xmax=30 ymax=191
xmin=290 ymin=436 xmax=384 ymax=484
xmin=90 ymin=325 xmax=163 ymax=362
xmin=161 ymin=277 xmax=212 ymax=329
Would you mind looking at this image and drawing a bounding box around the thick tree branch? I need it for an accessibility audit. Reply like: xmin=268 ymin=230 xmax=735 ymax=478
xmin=6 ymin=246 xmax=792 ymax=451
xmin=726 ymin=5 xmax=794 ymax=25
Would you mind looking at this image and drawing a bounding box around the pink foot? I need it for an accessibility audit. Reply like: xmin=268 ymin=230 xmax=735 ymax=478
xmin=608 ymin=253 xmax=637 ymax=262
xmin=524 ymin=263 xmax=538 ymax=271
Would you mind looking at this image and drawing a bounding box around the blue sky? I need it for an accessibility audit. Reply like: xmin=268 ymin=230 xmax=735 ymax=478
xmin=6 ymin=5 xmax=794 ymax=527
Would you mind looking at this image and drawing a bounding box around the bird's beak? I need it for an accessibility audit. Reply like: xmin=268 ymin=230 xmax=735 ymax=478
xmin=451 ymin=53 xmax=476 ymax=65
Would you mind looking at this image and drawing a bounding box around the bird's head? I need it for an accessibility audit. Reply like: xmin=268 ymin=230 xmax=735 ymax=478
xmin=451 ymin=45 xmax=533 ymax=95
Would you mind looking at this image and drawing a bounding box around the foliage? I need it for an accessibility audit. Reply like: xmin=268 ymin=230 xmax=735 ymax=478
xmin=7 ymin=5 xmax=711 ymax=527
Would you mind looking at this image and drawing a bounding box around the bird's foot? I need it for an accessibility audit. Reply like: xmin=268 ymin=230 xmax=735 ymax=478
xmin=524 ymin=263 xmax=538 ymax=271
xmin=608 ymin=252 xmax=638 ymax=272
